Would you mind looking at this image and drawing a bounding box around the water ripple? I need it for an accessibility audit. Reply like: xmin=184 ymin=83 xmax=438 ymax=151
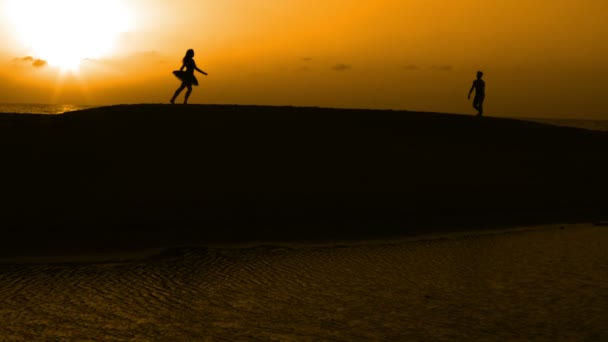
xmin=1 ymin=224 xmax=607 ymax=340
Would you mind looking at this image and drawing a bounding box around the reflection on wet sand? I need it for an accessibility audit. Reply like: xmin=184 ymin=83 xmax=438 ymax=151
xmin=1 ymin=224 xmax=607 ymax=340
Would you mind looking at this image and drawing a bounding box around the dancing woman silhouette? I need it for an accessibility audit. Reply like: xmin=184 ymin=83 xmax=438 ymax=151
xmin=170 ymin=49 xmax=208 ymax=104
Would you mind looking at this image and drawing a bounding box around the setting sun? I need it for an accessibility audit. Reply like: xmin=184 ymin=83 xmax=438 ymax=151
xmin=4 ymin=0 xmax=132 ymax=71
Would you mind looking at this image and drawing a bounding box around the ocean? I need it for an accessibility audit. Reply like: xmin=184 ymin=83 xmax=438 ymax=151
xmin=1 ymin=103 xmax=607 ymax=132
xmin=0 ymin=103 xmax=95 ymax=115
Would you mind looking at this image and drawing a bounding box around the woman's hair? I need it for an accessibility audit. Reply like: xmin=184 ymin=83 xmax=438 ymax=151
xmin=183 ymin=49 xmax=195 ymax=63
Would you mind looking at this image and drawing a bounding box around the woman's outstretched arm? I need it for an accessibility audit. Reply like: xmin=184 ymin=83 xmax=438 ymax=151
xmin=193 ymin=61 xmax=208 ymax=75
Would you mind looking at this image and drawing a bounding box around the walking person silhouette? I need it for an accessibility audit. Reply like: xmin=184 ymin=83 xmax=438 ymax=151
xmin=170 ymin=49 xmax=208 ymax=104
xmin=468 ymin=71 xmax=485 ymax=116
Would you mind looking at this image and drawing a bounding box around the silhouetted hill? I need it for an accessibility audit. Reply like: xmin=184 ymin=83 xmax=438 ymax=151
xmin=1 ymin=104 xmax=607 ymax=257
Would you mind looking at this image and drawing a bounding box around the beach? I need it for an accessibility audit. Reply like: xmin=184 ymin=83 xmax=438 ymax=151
xmin=1 ymin=223 xmax=607 ymax=340
xmin=1 ymin=104 xmax=607 ymax=258
xmin=1 ymin=104 xmax=607 ymax=339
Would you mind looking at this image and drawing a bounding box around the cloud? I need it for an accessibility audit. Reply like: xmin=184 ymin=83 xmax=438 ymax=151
xmin=14 ymin=56 xmax=48 ymax=68
xmin=301 ymin=57 xmax=313 ymax=62
xmin=32 ymin=59 xmax=48 ymax=68
xmin=431 ymin=65 xmax=454 ymax=71
xmin=332 ymin=63 xmax=351 ymax=72
xmin=15 ymin=56 xmax=34 ymax=62
xmin=403 ymin=64 xmax=419 ymax=70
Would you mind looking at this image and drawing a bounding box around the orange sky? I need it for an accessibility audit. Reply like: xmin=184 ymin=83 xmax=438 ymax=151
xmin=1 ymin=0 xmax=607 ymax=118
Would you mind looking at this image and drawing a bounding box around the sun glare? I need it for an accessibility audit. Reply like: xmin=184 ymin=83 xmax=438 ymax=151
xmin=5 ymin=0 xmax=133 ymax=72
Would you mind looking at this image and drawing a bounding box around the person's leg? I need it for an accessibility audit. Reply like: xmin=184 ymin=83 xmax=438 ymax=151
xmin=184 ymin=85 xmax=192 ymax=104
xmin=171 ymin=83 xmax=186 ymax=104
xmin=478 ymin=95 xmax=485 ymax=116
xmin=474 ymin=95 xmax=483 ymax=116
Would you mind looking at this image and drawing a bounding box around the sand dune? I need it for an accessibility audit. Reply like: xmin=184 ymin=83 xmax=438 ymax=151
xmin=2 ymin=107 xmax=607 ymax=339
xmin=0 ymin=104 xmax=607 ymax=258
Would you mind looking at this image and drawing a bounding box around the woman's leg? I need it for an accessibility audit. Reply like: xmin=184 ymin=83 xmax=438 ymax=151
xmin=171 ymin=83 xmax=186 ymax=104
xmin=184 ymin=85 xmax=193 ymax=104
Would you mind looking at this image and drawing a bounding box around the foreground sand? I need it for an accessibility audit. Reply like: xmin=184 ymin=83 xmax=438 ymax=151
xmin=1 ymin=224 xmax=607 ymax=340
xmin=0 ymin=104 xmax=607 ymax=259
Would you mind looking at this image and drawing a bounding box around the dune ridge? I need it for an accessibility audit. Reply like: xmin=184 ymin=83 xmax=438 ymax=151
xmin=0 ymin=104 xmax=607 ymax=258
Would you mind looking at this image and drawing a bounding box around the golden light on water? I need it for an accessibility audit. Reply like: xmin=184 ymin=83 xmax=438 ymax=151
xmin=4 ymin=0 xmax=133 ymax=72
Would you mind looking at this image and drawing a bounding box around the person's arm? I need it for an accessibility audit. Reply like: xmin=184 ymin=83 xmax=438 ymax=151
xmin=468 ymin=81 xmax=475 ymax=99
xmin=179 ymin=63 xmax=186 ymax=72
xmin=193 ymin=61 xmax=208 ymax=75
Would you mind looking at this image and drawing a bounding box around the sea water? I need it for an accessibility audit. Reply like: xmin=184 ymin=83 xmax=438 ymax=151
xmin=525 ymin=117 xmax=608 ymax=132
xmin=0 ymin=103 xmax=94 ymax=114
xmin=0 ymin=224 xmax=607 ymax=340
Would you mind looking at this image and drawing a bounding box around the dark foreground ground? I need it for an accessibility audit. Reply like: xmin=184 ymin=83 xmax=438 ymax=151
xmin=2 ymin=224 xmax=607 ymax=340
xmin=0 ymin=104 xmax=607 ymax=258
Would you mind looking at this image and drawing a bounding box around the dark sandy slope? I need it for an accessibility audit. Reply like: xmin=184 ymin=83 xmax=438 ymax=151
xmin=0 ymin=104 xmax=606 ymax=257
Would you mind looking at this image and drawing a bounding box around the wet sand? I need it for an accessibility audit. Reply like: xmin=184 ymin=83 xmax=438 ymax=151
xmin=1 ymin=224 xmax=607 ymax=340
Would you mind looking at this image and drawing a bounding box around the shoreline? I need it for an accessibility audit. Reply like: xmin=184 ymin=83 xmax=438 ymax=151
xmin=0 ymin=222 xmax=592 ymax=265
